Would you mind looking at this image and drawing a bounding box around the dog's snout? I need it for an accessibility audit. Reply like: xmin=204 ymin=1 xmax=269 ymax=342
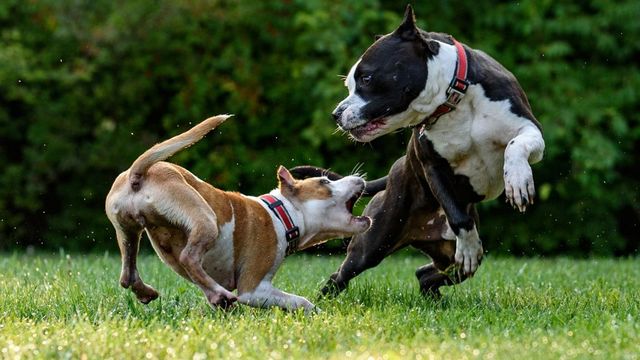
xmin=332 ymin=108 xmax=342 ymax=123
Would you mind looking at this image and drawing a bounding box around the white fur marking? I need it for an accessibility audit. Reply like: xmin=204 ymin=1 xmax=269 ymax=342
xmin=438 ymin=208 xmax=456 ymax=240
xmin=345 ymin=59 xmax=360 ymax=94
xmin=454 ymin=227 xmax=483 ymax=275
xmin=238 ymin=280 xmax=315 ymax=313
xmin=422 ymin=83 xmax=544 ymax=201
xmin=201 ymin=216 xmax=235 ymax=289
xmin=504 ymin=125 xmax=545 ymax=212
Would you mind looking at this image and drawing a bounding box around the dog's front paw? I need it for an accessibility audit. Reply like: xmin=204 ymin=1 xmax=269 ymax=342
xmin=206 ymin=289 xmax=238 ymax=310
xmin=302 ymin=301 xmax=321 ymax=316
xmin=504 ymin=160 xmax=535 ymax=213
xmin=454 ymin=233 xmax=483 ymax=276
xmin=319 ymin=273 xmax=347 ymax=298
xmin=306 ymin=306 xmax=321 ymax=316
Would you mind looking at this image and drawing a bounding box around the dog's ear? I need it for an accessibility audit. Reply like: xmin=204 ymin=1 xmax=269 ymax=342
xmin=394 ymin=4 xmax=419 ymax=41
xmin=421 ymin=35 xmax=440 ymax=54
xmin=277 ymin=166 xmax=296 ymax=193
xmin=425 ymin=39 xmax=440 ymax=54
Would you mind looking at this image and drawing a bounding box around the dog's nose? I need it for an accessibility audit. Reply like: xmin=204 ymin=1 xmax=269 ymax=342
xmin=331 ymin=109 xmax=341 ymax=123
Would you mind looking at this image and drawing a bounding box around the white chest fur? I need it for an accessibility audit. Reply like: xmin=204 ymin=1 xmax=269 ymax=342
xmin=423 ymin=84 xmax=535 ymax=200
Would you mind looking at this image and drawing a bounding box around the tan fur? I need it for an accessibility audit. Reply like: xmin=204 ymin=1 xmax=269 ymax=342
xmin=178 ymin=166 xmax=234 ymax=225
xmin=106 ymin=115 xmax=370 ymax=313
xmin=106 ymin=115 xmax=239 ymax=308
xmin=294 ymin=178 xmax=332 ymax=201
xmin=227 ymin=192 xmax=278 ymax=293
xmin=129 ymin=115 xmax=230 ymax=188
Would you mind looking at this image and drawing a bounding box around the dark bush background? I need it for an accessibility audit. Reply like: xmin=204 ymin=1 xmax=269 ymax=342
xmin=1 ymin=0 xmax=638 ymax=256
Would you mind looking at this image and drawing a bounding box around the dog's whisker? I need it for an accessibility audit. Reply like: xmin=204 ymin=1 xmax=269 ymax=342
xmin=333 ymin=126 xmax=351 ymax=138
xmin=351 ymin=163 xmax=365 ymax=178
xmin=321 ymin=168 xmax=333 ymax=178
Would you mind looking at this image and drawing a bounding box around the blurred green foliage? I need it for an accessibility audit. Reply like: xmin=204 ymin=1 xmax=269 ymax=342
xmin=0 ymin=0 xmax=638 ymax=255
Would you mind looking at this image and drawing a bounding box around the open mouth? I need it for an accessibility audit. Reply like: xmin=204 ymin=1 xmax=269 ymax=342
xmin=345 ymin=186 xmax=372 ymax=227
xmin=349 ymin=117 xmax=387 ymax=139
xmin=345 ymin=187 xmax=364 ymax=213
xmin=340 ymin=185 xmax=372 ymax=230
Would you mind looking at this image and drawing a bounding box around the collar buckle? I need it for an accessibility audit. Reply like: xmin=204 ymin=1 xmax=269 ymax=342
xmin=444 ymin=78 xmax=468 ymax=109
xmin=285 ymin=227 xmax=300 ymax=242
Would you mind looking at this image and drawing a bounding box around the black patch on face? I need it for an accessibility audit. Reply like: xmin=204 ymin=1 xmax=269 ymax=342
xmin=353 ymin=33 xmax=431 ymax=121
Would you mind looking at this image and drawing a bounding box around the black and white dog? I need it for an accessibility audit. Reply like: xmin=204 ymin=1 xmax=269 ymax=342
xmin=292 ymin=5 xmax=545 ymax=297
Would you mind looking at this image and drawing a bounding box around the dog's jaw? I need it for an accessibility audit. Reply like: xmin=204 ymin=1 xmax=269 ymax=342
xmin=334 ymin=90 xmax=420 ymax=142
xmin=340 ymin=104 xmax=424 ymax=142
xmin=288 ymin=176 xmax=372 ymax=250
xmin=346 ymin=117 xmax=389 ymax=142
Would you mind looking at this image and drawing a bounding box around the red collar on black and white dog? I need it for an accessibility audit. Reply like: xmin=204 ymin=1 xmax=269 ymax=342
xmin=259 ymin=194 xmax=300 ymax=256
xmin=421 ymin=38 xmax=469 ymax=131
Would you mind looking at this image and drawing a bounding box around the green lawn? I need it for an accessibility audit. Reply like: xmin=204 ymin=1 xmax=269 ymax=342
xmin=0 ymin=252 xmax=638 ymax=359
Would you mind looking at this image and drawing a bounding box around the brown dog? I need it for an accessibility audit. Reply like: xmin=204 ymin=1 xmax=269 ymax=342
xmin=105 ymin=115 xmax=371 ymax=312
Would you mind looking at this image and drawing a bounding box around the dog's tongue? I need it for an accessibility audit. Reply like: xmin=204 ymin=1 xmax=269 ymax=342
xmin=349 ymin=117 xmax=386 ymax=139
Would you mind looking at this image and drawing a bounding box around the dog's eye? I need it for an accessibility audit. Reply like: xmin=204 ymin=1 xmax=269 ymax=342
xmin=361 ymin=75 xmax=372 ymax=85
xmin=319 ymin=179 xmax=330 ymax=185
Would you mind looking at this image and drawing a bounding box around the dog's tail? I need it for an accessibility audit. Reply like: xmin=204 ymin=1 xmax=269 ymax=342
xmin=129 ymin=114 xmax=231 ymax=191
xmin=289 ymin=165 xmax=387 ymax=196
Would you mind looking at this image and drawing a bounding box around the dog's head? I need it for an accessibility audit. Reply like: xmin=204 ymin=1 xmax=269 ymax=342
xmin=333 ymin=5 xmax=439 ymax=142
xmin=276 ymin=166 xmax=371 ymax=249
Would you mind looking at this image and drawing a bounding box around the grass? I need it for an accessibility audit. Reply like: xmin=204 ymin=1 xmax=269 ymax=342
xmin=0 ymin=251 xmax=638 ymax=359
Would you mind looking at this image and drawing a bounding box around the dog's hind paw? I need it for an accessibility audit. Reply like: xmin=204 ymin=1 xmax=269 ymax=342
xmin=131 ymin=281 xmax=159 ymax=304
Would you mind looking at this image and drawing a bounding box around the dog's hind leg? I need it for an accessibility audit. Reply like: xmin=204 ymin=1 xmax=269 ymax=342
xmin=180 ymin=224 xmax=238 ymax=309
xmin=156 ymin=183 xmax=238 ymax=309
xmin=106 ymin=175 xmax=159 ymax=304
xmin=114 ymin=225 xmax=160 ymax=304
xmin=412 ymin=206 xmax=478 ymax=297
xmin=414 ymin=241 xmax=469 ymax=298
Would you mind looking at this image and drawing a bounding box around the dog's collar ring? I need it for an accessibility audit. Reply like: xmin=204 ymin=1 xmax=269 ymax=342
xmin=259 ymin=194 xmax=300 ymax=256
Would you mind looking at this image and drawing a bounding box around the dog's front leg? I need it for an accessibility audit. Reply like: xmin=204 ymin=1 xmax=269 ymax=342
xmin=415 ymin=135 xmax=483 ymax=276
xmin=504 ymin=125 xmax=545 ymax=212
xmin=425 ymin=167 xmax=482 ymax=276
xmin=238 ymin=281 xmax=316 ymax=314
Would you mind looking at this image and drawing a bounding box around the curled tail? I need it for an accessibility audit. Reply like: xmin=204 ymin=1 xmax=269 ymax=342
xmin=129 ymin=114 xmax=231 ymax=191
